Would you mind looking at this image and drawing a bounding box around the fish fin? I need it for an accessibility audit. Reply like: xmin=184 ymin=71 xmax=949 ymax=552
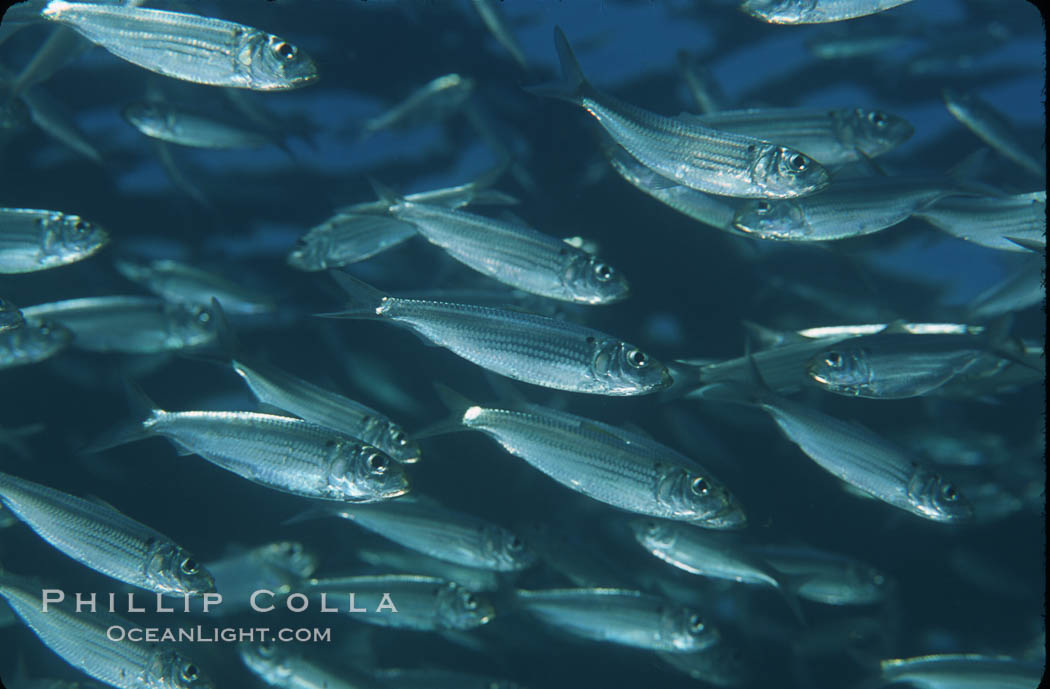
xmin=281 ymin=506 xmax=341 ymax=527
xmin=742 ymin=320 xmax=806 ymax=349
xmin=316 ymin=271 xmax=389 ymax=320
xmin=1004 ymin=235 xmax=1045 ymax=253
xmin=524 ymin=26 xmax=592 ymax=105
xmin=776 ymin=582 xmax=808 ymax=627
xmin=879 ymin=319 xmax=911 ymax=335
xmin=255 ymin=403 xmax=302 ymax=419
xmin=657 ymin=360 xmax=708 ymax=401
xmin=80 ymin=381 xmax=163 ymax=454
xmin=981 ymin=314 xmax=1043 ymax=373
xmin=83 ymin=494 xmax=122 ymax=511
xmin=366 ymin=177 xmax=403 ymax=209
xmin=854 ymin=150 xmax=888 ymax=177
xmin=469 ymin=189 xmax=520 ymax=206
xmin=412 ymin=383 xmax=475 ymax=439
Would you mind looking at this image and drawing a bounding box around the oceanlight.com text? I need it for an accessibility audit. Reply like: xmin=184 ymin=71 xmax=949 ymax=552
xmin=106 ymin=625 xmax=332 ymax=643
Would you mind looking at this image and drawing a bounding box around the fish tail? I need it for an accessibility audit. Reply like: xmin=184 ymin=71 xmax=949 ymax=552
xmin=776 ymin=577 xmax=809 ymax=627
xmin=524 ymin=26 xmax=592 ymax=105
xmin=281 ymin=505 xmax=340 ymax=527
xmin=315 ymin=271 xmax=389 ymax=320
xmin=366 ymin=177 xmax=403 ymax=211
xmin=411 ymin=383 xmax=477 ymax=439
xmin=80 ymin=381 xmax=164 ymax=454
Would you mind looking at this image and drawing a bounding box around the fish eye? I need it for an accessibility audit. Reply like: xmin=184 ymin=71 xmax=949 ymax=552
xmin=508 ymin=535 xmax=524 ymax=552
xmin=273 ymin=41 xmax=297 ymax=60
xmin=390 ymin=429 xmax=407 ymax=446
xmin=196 ymin=310 xmax=211 ymax=324
xmin=872 ymin=573 xmax=886 ymax=587
xmin=180 ymin=663 xmax=199 ymax=682
xmin=593 ymin=262 xmax=613 ymax=282
xmin=940 ymin=483 xmax=958 ymax=502
xmin=869 ymin=111 xmax=888 ymax=127
xmin=367 ymin=452 xmax=389 ymax=473
xmin=824 ymin=352 xmax=843 ymax=368
xmin=180 ymin=558 xmax=199 ymax=575
xmin=788 ymin=153 xmax=809 ymax=172
xmin=690 ymin=477 xmax=710 ymax=496
xmin=687 ymin=614 xmax=705 ymax=634
xmin=626 ymin=348 xmax=648 ymax=368
xmin=258 ymin=639 xmax=276 ymax=656
xmin=464 ymin=594 xmax=478 ymax=610
xmin=754 ymin=201 xmax=772 ymax=215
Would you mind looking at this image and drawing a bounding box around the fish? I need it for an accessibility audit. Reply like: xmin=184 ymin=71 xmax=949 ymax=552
xmin=0 ymin=207 xmax=108 ymax=273
xmin=748 ymin=544 xmax=892 ymax=605
xmin=87 ymin=387 xmax=410 ymax=502
xmin=372 ymin=667 xmax=527 ymax=689
xmin=204 ymin=541 xmax=318 ymax=614
xmin=360 ymin=73 xmax=475 ymax=138
xmin=915 ymin=191 xmax=1046 ymax=253
xmin=113 ymin=258 xmax=276 ymax=315
xmin=323 ymin=272 xmax=671 ymax=396
xmin=0 ymin=471 xmax=215 ymax=595
xmin=351 ymin=543 xmax=502 ymax=592
xmin=41 ymin=1 xmax=318 ymax=90
xmin=422 ymin=388 xmax=745 ymax=528
xmin=514 ymin=588 xmax=719 ymax=652
xmin=20 ymin=296 xmax=217 ymax=353
xmin=304 ymin=574 xmax=495 ymax=631
xmin=240 ymin=641 xmax=384 ymax=689
xmin=804 ymin=328 xmax=1022 ymax=399
xmin=684 ymin=107 xmax=914 ymax=164
xmin=967 ymin=256 xmax=1044 ymax=320
xmin=305 ymin=496 xmax=536 ymax=572
xmin=20 ymin=85 xmax=104 ymax=164
xmin=470 ymin=0 xmax=528 ymax=69
xmin=731 ymin=177 xmax=963 ymax=241
xmin=0 ymin=318 xmax=73 ymax=370
xmin=657 ymin=643 xmax=752 ymax=687
xmin=0 ymin=297 xmax=25 ymax=332
xmin=6 ymin=26 xmax=89 ymax=99
xmin=528 ymin=27 xmax=829 ymax=199
xmin=370 ymin=183 xmax=631 ymax=304
xmin=122 ymin=101 xmax=274 ymax=149
xmin=630 ymin=519 xmax=806 ymax=620
xmin=741 ymin=0 xmax=917 ymax=24
xmin=943 ymin=88 xmax=1046 ymax=179
xmin=878 ymin=654 xmax=1044 ymax=689
xmin=0 ymin=567 xmax=215 ymax=689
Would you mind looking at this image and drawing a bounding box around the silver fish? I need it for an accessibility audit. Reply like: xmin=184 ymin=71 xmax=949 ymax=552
xmin=93 ymin=397 xmax=410 ymax=502
xmin=0 ymin=318 xmax=73 ymax=370
xmin=122 ymin=102 xmax=272 ymax=149
xmin=741 ymin=0 xmax=917 ymax=24
xmin=943 ymin=88 xmax=1046 ymax=179
xmin=658 ymin=643 xmax=752 ymax=687
xmin=755 ymin=394 xmax=973 ymax=522
xmin=20 ymin=296 xmax=217 ymax=353
xmin=114 ymin=258 xmax=276 ymax=315
xmin=0 ymin=297 xmax=25 ymax=332
xmin=41 ymin=1 xmax=318 ymax=90
xmin=21 ymin=86 xmax=104 ymax=163
xmin=372 ymin=667 xmax=527 ymax=689
xmin=968 ymin=256 xmax=1044 ymax=320
xmin=878 ymin=654 xmax=1044 ymax=689
xmin=0 ymin=207 xmax=108 ymax=273
xmin=230 ymin=358 xmax=420 ymax=463
xmin=426 ymin=392 xmax=744 ymax=528
xmin=470 ymin=0 xmax=528 ymax=69
xmin=685 ymin=107 xmax=913 ymax=164
xmin=376 ymin=191 xmax=630 ymax=304
xmin=529 ymin=27 xmax=829 ymax=199
xmin=360 ymin=73 xmax=474 ymax=138
xmin=240 ymin=641 xmax=383 ymax=689
xmin=515 ymin=588 xmax=718 ymax=653
xmin=915 ymin=191 xmax=1046 ymax=253
xmin=325 ymin=272 xmax=670 ymax=396
xmin=205 ymin=541 xmax=318 ymax=614
xmin=304 ymin=574 xmax=495 ymax=631
xmin=0 ymin=570 xmax=214 ymax=689
xmin=318 ymin=497 xmax=536 ymax=572
xmin=352 ymin=543 xmax=501 ymax=592
xmin=732 ymin=178 xmax=960 ymax=241
xmin=0 ymin=472 xmax=214 ymax=595
xmin=749 ymin=544 xmax=891 ymax=606
xmin=7 ymin=26 xmax=89 ymax=99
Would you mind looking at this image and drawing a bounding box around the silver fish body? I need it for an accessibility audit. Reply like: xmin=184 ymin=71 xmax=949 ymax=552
xmin=515 ymin=588 xmax=718 ymax=652
xmin=240 ymin=642 xmax=382 ymax=689
xmin=0 ymin=472 xmax=214 ymax=595
xmin=42 ymin=1 xmax=318 ymax=90
xmin=531 ymin=28 xmax=829 ymax=199
xmin=915 ymin=191 xmax=1046 ymax=253
xmin=372 ymin=667 xmax=526 ymax=689
xmin=470 ymin=0 xmax=528 ymax=69
xmin=20 ymin=296 xmax=217 ymax=353
xmin=658 ymin=643 xmax=752 ymax=687
xmin=287 ymin=213 xmax=418 ymax=271
xmin=386 ymin=200 xmax=630 ymax=304
xmin=362 ymin=73 xmax=474 ymax=136
xmin=0 ymin=318 xmax=73 ymax=369
xmin=114 ymin=407 xmax=409 ymax=502
xmin=741 ymin=0 xmax=917 ymax=24
xmin=326 ymin=498 xmax=536 ymax=572
xmin=686 ymin=107 xmax=913 ymax=164
xmin=943 ymin=88 xmax=1046 ymax=179
xmin=447 ymin=402 xmax=744 ymax=527
xmin=232 ymin=359 xmax=420 ymax=463
xmin=352 ymin=543 xmax=501 ymax=592
xmin=122 ymin=102 xmax=272 ymax=149
xmin=114 ymin=258 xmax=276 ymax=315
xmin=879 ymin=654 xmax=1044 ymax=689
xmin=0 ymin=573 xmax=214 ymax=689
xmin=305 ymin=574 xmax=494 ymax=630
xmin=327 ymin=273 xmax=670 ymax=396
xmin=758 ymin=396 xmax=973 ymax=522
xmin=732 ymin=178 xmax=957 ymax=241
xmin=750 ymin=544 xmax=891 ymax=605
xmin=0 ymin=207 xmax=108 ymax=273
xmin=0 ymin=297 xmax=25 ymax=332
xmin=205 ymin=541 xmax=318 ymax=614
